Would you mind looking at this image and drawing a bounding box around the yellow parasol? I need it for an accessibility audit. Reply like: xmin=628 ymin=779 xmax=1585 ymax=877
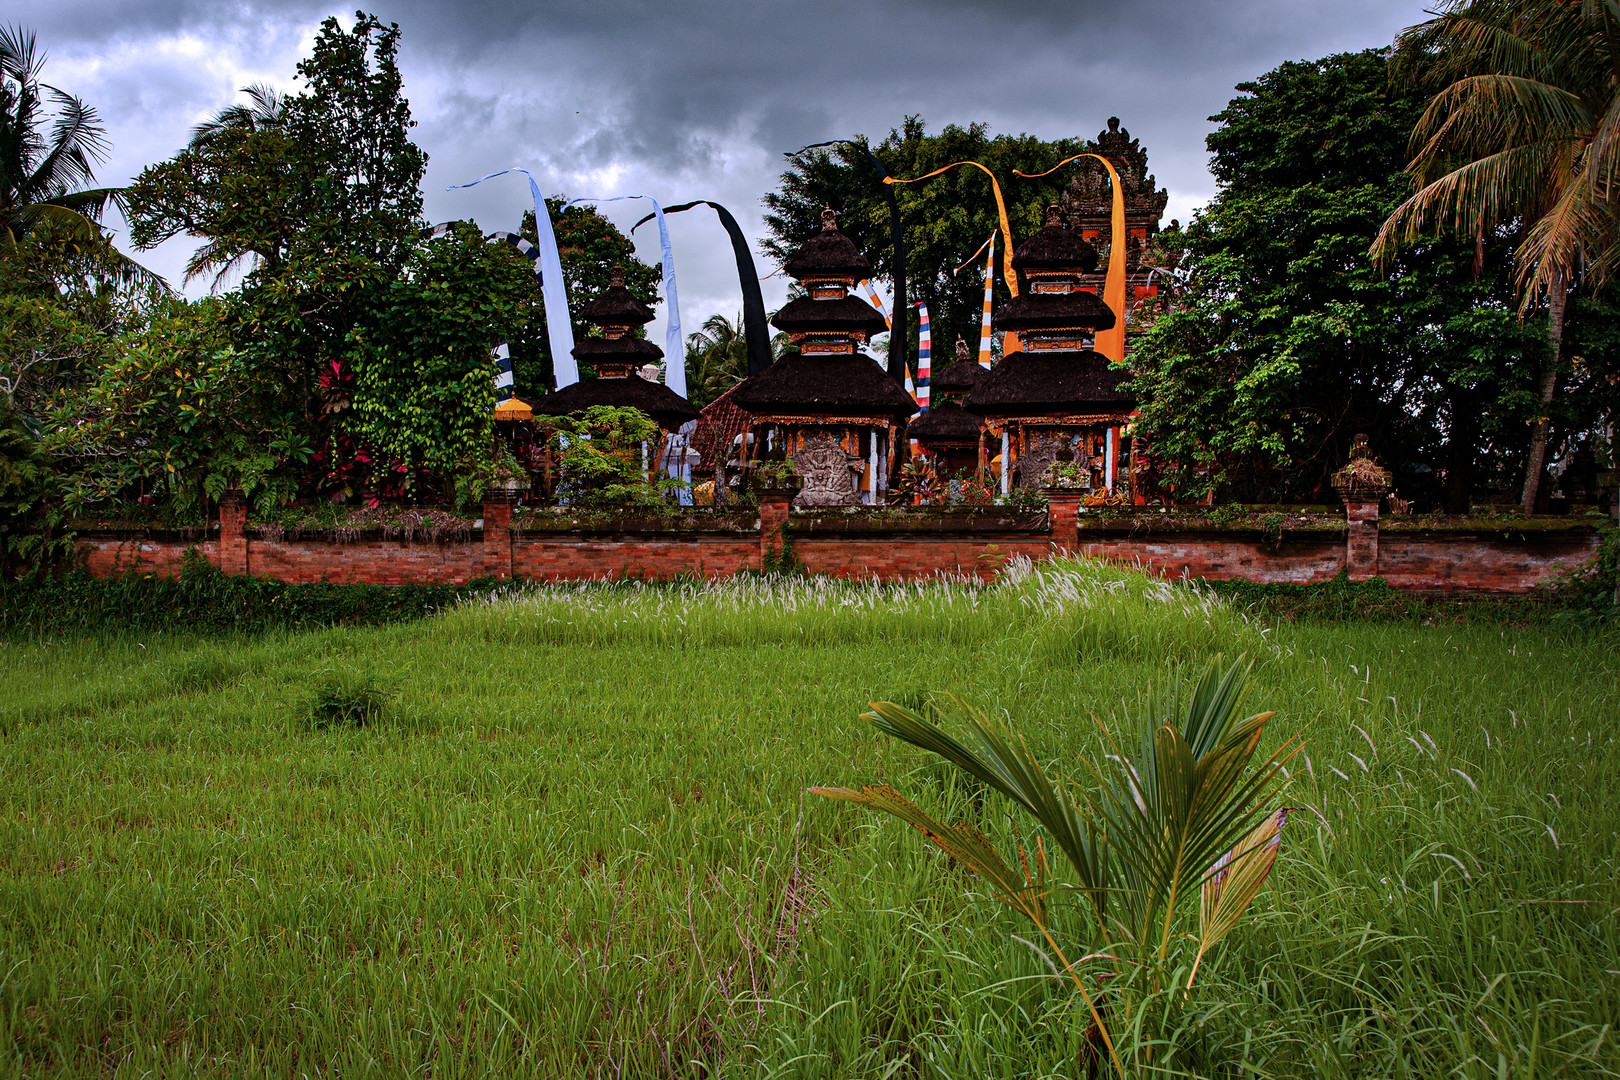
xmin=494 ymin=397 xmax=534 ymax=421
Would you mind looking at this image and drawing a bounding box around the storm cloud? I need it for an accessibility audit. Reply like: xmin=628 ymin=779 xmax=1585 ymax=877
xmin=35 ymin=0 xmax=1425 ymax=348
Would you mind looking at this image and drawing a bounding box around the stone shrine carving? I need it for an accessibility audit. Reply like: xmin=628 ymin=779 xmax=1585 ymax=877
xmin=792 ymin=435 xmax=862 ymax=506
xmin=1018 ymin=435 xmax=1070 ymax=491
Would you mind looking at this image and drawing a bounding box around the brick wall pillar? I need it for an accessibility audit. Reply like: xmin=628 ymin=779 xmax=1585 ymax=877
xmin=758 ymin=492 xmax=792 ymax=569
xmin=1345 ymin=499 xmax=1380 ymax=581
xmin=482 ymin=491 xmax=519 ymax=581
xmin=1044 ymin=490 xmax=1084 ymax=552
xmin=218 ymin=488 xmax=248 ymax=576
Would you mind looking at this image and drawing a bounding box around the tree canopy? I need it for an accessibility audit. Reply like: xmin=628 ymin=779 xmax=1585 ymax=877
xmin=762 ymin=118 xmax=1091 ymax=362
xmin=1127 ymin=48 xmax=1617 ymax=508
xmin=1374 ymin=0 xmax=1620 ymax=511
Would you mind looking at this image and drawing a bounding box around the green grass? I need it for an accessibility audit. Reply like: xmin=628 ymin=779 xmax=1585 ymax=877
xmin=1 ymin=558 xmax=1615 ymax=1077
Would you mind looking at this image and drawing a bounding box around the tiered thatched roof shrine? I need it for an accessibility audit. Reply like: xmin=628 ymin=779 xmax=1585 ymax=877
xmin=731 ymin=208 xmax=914 ymax=506
xmin=964 ymin=205 xmax=1135 ymax=494
xmin=907 ymin=336 xmax=985 ymax=478
xmin=533 ymin=266 xmax=701 ymax=430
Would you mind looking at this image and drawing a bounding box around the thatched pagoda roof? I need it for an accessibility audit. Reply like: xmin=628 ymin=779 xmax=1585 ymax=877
xmin=533 ymin=375 xmax=701 ymax=428
xmin=962 ymin=349 xmax=1134 ymax=418
xmin=573 ymin=335 xmax=663 ymax=361
xmin=783 ymin=221 xmax=872 ymax=280
xmin=580 ymin=283 xmax=655 ymax=327
xmin=908 ymin=400 xmax=983 ymax=444
xmin=731 ymin=351 xmax=915 ymax=418
xmin=1011 ymin=222 xmax=1100 ymax=273
xmin=928 ymin=358 xmax=987 ymax=394
xmin=995 ymin=291 xmax=1116 ymax=332
xmin=770 ymin=295 xmax=889 ymax=337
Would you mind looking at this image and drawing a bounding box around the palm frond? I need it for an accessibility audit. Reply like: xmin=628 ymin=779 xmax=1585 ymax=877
xmin=862 ymin=697 xmax=1110 ymax=915
xmin=0 ymin=25 xmax=42 ymax=85
xmin=1584 ymin=86 xmax=1620 ymax=198
xmin=1396 ymin=7 xmax=1556 ymax=88
xmin=1410 ymin=74 xmax=1592 ymax=173
xmin=809 ymin=782 xmax=1047 ymax=921
xmin=1514 ymin=166 xmax=1616 ymax=299
xmin=1188 ymin=807 xmax=1295 ymax=987
xmin=1373 ymin=142 xmax=1563 ymax=264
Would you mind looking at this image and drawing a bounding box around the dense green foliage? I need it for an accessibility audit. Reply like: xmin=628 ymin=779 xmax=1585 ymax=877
xmin=0 ymin=553 xmax=503 ymax=636
xmin=110 ymin=15 xmax=545 ymax=508
xmin=546 ymin=405 xmax=674 ymax=507
xmin=0 ymin=561 xmax=1615 ymax=1076
xmin=762 ymin=118 xmax=1089 ymax=357
xmin=1129 ymin=50 xmax=1620 ymax=508
xmin=1378 ymin=0 xmax=1620 ymax=512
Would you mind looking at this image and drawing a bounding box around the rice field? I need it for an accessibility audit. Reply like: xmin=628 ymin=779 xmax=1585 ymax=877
xmin=1 ymin=558 xmax=1616 ymax=1077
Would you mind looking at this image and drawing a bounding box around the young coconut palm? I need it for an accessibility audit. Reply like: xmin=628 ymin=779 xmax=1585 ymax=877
xmin=812 ymin=655 xmax=1299 ymax=1075
xmin=1372 ymin=0 xmax=1620 ymax=514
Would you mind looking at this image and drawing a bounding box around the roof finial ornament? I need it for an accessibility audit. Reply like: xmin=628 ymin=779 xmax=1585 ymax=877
xmin=820 ymin=205 xmax=838 ymax=231
xmin=956 ymin=335 xmax=970 ymax=361
xmin=1044 ymin=203 xmax=1064 ymax=229
xmin=609 ymin=263 xmax=625 ymax=288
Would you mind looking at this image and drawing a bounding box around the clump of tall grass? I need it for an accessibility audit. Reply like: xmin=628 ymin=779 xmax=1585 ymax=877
xmin=304 ymin=666 xmax=395 ymax=729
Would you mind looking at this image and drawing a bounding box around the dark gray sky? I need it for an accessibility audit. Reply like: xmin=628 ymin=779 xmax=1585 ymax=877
xmin=38 ymin=0 xmax=1425 ymax=349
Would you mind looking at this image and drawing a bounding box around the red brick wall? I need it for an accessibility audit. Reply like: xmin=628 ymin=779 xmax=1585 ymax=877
xmin=1076 ymin=534 xmax=1347 ymax=584
xmin=796 ymin=538 xmax=1054 ymax=580
xmin=244 ymin=537 xmax=483 ymax=585
xmin=1376 ymin=532 xmax=1595 ymax=591
xmin=69 ymin=515 xmax=1603 ymax=593
xmin=80 ymin=536 xmax=220 ymax=577
xmin=513 ymin=537 xmax=759 ymax=581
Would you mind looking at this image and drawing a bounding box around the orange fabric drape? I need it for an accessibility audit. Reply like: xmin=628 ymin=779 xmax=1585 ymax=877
xmin=1014 ymin=154 xmax=1128 ymax=363
xmin=885 ymin=160 xmax=1023 ymax=353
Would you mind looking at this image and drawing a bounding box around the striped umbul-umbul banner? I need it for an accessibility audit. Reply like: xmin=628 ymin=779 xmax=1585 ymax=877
xmin=913 ymin=301 xmax=931 ymax=411
xmin=977 ymin=233 xmax=996 ymax=368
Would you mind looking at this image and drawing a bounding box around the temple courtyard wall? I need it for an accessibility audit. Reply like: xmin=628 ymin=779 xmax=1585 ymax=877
xmin=70 ymin=492 xmax=1606 ymax=594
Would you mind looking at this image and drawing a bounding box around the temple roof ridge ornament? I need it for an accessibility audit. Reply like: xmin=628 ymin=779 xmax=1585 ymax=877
xmin=1060 ymin=117 xmax=1170 ymax=230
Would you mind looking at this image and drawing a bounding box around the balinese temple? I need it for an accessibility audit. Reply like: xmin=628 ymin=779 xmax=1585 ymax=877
xmin=963 ymin=205 xmax=1135 ymax=493
xmin=1061 ymin=117 xmax=1176 ymax=346
xmin=730 ymin=208 xmax=915 ymax=506
xmin=907 ymin=336 xmax=985 ymax=478
xmin=532 ymin=264 xmax=701 ymax=431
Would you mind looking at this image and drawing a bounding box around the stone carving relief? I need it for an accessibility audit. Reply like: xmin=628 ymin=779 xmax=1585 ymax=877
xmin=791 ymin=435 xmax=863 ymax=507
xmin=1017 ymin=434 xmax=1072 ymax=491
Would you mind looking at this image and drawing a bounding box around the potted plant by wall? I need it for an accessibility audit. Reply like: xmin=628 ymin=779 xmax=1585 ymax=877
xmin=1040 ymin=459 xmax=1092 ymax=495
xmin=1330 ymin=434 xmax=1392 ymax=502
xmin=748 ymin=459 xmax=803 ymax=497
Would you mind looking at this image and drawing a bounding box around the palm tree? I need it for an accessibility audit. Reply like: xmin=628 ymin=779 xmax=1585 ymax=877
xmin=683 ymin=313 xmax=750 ymax=409
xmin=0 ymin=26 xmax=157 ymax=290
xmin=0 ymin=26 xmax=123 ymax=249
xmin=1372 ymin=0 xmax=1620 ymax=514
xmin=188 ymin=83 xmax=283 ymax=146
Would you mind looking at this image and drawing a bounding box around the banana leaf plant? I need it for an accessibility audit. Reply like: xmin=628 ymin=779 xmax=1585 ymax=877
xmin=812 ymin=655 xmax=1300 ymax=1075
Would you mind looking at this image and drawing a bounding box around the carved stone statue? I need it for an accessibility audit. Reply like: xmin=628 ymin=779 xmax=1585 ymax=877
xmin=1017 ymin=435 xmax=1068 ymax=492
xmin=791 ymin=435 xmax=863 ymax=506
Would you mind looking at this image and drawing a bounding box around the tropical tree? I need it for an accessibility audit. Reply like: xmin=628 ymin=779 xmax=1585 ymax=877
xmin=1373 ymin=0 xmax=1620 ymax=513
xmin=813 ymin=656 xmax=1298 ymax=1074
xmin=118 ymin=14 xmax=534 ymax=507
xmin=0 ymin=26 xmax=124 ymax=250
xmin=762 ymin=118 xmax=1089 ymax=360
xmin=1131 ymin=50 xmax=1556 ymax=507
xmin=684 ymin=314 xmax=748 ymax=409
